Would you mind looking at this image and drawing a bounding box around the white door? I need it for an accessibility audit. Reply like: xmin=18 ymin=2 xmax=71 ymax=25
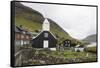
xmin=21 ymin=40 xmax=23 ymax=46
xmin=43 ymin=40 xmax=48 ymax=48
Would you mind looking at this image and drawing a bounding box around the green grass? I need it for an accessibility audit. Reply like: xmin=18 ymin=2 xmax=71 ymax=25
xmin=15 ymin=46 xmax=97 ymax=66
xmin=63 ymin=52 xmax=90 ymax=58
xmin=37 ymin=50 xmax=96 ymax=59
xmin=35 ymin=50 xmax=97 ymax=63
xmin=85 ymin=46 xmax=97 ymax=53
xmin=15 ymin=16 xmax=42 ymax=32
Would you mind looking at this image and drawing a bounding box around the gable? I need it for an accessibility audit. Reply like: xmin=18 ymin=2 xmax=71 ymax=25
xmin=33 ymin=31 xmax=57 ymax=40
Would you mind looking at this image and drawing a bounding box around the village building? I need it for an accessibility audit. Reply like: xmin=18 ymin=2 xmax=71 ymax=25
xmin=63 ymin=39 xmax=71 ymax=47
xmin=74 ymin=44 xmax=84 ymax=52
xmin=31 ymin=19 xmax=57 ymax=50
xmin=56 ymin=39 xmax=71 ymax=51
xmin=15 ymin=26 xmax=32 ymax=46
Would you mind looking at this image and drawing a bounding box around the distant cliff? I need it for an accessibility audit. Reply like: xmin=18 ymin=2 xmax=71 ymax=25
xmin=83 ymin=34 xmax=97 ymax=43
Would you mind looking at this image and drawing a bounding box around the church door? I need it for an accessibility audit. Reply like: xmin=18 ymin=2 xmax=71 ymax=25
xmin=43 ymin=40 xmax=49 ymax=48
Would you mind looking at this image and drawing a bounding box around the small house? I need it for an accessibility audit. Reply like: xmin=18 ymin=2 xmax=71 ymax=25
xmin=56 ymin=39 xmax=71 ymax=51
xmin=63 ymin=39 xmax=71 ymax=47
xmin=74 ymin=44 xmax=84 ymax=52
xmin=15 ymin=26 xmax=32 ymax=46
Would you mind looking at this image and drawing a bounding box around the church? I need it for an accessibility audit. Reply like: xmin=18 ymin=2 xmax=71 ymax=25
xmin=31 ymin=19 xmax=57 ymax=50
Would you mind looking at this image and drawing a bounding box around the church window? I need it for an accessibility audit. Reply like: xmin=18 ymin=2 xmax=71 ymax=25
xmin=44 ymin=33 xmax=48 ymax=37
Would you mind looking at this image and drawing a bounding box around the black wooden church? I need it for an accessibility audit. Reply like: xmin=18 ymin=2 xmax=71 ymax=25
xmin=31 ymin=19 xmax=57 ymax=49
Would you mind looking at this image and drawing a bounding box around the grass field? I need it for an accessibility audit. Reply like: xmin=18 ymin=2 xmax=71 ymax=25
xmin=15 ymin=46 xmax=97 ymax=66
xmin=85 ymin=46 xmax=97 ymax=53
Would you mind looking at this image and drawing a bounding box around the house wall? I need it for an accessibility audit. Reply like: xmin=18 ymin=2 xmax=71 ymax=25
xmin=32 ymin=31 xmax=57 ymax=48
xmin=15 ymin=33 xmax=32 ymax=46
xmin=74 ymin=48 xmax=84 ymax=52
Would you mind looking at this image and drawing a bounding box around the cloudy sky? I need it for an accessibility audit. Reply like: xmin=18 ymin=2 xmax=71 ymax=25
xmin=22 ymin=2 xmax=97 ymax=40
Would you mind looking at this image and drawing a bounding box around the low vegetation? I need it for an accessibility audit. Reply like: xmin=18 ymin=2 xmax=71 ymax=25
xmin=15 ymin=46 xmax=97 ymax=66
xmin=85 ymin=46 xmax=97 ymax=53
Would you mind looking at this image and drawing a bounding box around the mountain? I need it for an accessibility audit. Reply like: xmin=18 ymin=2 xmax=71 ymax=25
xmin=15 ymin=2 xmax=79 ymax=45
xmin=83 ymin=34 xmax=97 ymax=43
xmin=47 ymin=18 xmax=73 ymax=40
xmin=15 ymin=2 xmax=44 ymax=32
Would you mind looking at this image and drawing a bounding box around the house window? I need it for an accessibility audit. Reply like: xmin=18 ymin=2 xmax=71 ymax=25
xmin=21 ymin=35 xmax=24 ymax=39
xmin=44 ymin=33 xmax=48 ymax=38
xmin=15 ymin=40 xmax=21 ymax=46
xmin=26 ymin=35 xmax=29 ymax=39
xmin=17 ymin=34 xmax=20 ymax=39
xmin=67 ymin=41 xmax=70 ymax=43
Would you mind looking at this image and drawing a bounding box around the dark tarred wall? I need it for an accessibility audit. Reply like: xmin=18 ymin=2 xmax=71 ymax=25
xmin=31 ymin=31 xmax=57 ymax=48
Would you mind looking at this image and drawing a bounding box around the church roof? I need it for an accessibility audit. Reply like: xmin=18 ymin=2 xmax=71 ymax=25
xmin=32 ymin=30 xmax=57 ymax=40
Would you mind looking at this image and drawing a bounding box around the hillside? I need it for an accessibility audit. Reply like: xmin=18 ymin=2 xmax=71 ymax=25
xmin=83 ymin=34 xmax=97 ymax=43
xmin=15 ymin=2 xmax=78 ymax=45
xmin=15 ymin=2 xmax=44 ymax=32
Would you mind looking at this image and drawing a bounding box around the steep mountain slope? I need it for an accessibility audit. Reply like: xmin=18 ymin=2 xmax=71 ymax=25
xmin=47 ymin=18 xmax=75 ymax=41
xmin=15 ymin=2 xmax=44 ymax=32
xmin=15 ymin=2 xmax=78 ymax=45
xmin=83 ymin=34 xmax=97 ymax=43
